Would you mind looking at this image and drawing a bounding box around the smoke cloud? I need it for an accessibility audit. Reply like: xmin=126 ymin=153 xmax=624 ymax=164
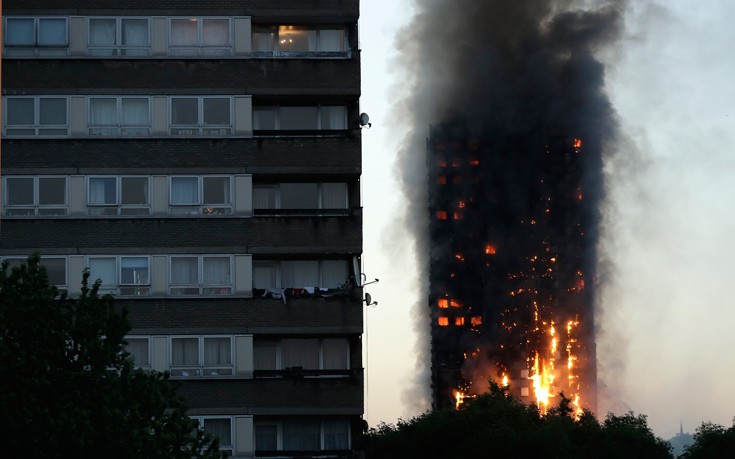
xmin=391 ymin=0 xmax=627 ymax=411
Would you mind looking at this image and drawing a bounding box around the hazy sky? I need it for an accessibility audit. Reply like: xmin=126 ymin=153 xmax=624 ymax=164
xmin=359 ymin=0 xmax=735 ymax=439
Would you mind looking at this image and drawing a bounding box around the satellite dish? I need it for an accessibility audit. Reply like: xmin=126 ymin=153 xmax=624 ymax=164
xmin=365 ymin=293 xmax=372 ymax=305
xmin=359 ymin=113 xmax=372 ymax=128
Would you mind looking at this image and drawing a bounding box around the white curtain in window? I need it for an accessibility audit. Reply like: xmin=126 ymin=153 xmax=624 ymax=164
xmin=203 ymin=419 xmax=232 ymax=447
xmin=204 ymin=338 xmax=231 ymax=366
xmin=323 ymin=420 xmax=349 ymax=450
xmin=282 ymin=420 xmax=320 ymax=451
xmin=121 ymin=19 xmax=148 ymax=46
xmin=171 ymin=257 xmax=198 ymax=285
xmin=320 ymin=106 xmax=346 ymax=130
xmin=89 ymin=19 xmax=116 ymax=46
xmin=172 ymin=338 xmax=198 ymax=366
xmin=321 ymin=183 xmax=347 ymax=209
xmin=253 ymin=265 xmax=277 ymax=289
xmin=319 ymin=29 xmax=344 ymax=52
xmin=202 ymin=19 xmax=229 ymax=46
xmin=88 ymin=258 xmax=116 ymax=286
xmin=281 ymin=339 xmax=319 ymax=369
xmin=171 ymin=19 xmax=199 ymax=46
xmin=121 ymin=98 xmax=149 ymax=126
xmin=171 ymin=177 xmax=198 ymax=204
xmin=90 ymin=98 xmax=117 ymax=126
xmin=321 ymin=260 xmax=348 ymax=288
xmin=322 ymin=339 xmax=349 ymax=370
xmin=126 ymin=338 xmax=149 ymax=366
xmin=254 ymin=345 xmax=277 ymax=370
xmin=281 ymin=261 xmax=319 ymax=288
xmin=252 ymin=30 xmax=275 ymax=52
xmin=253 ymin=187 xmax=276 ymax=209
xmin=89 ymin=178 xmax=117 ymax=204
xmin=6 ymin=19 xmax=35 ymax=45
xmin=203 ymin=257 xmax=230 ymax=285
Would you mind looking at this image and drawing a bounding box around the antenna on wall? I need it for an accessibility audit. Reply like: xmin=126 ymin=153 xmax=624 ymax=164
xmin=364 ymin=292 xmax=378 ymax=307
xmin=358 ymin=113 xmax=372 ymax=129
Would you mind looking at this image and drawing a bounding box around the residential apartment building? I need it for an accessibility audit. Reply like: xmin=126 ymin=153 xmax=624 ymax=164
xmin=1 ymin=1 xmax=364 ymax=457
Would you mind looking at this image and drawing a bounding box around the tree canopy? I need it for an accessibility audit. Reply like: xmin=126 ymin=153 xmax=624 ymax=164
xmin=365 ymin=384 xmax=672 ymax=459
xmin=0 ymin=254 xmax=223 ymax=459
xmin=680 ymin=421 xmax=735 ymax=458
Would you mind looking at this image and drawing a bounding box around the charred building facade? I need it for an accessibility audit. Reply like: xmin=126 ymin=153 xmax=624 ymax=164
xmin=428 ymin=123 xmax=598 ymax=412
xmin=1 ymin=1 xmax=364 ymax=457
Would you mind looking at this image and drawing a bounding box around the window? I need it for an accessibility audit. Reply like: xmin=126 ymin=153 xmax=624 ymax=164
xmin=88 ymin=177 xmax=150 ymax=215
xmin=88 ymin=18 xmax=149 ymax=56
xmin=3 ymin=257 xmax=67 ymax=292
xmin=4 ymin=17 xmax=68 ymax=56
xmin=170 ymin=97 xmax=231 ymax=136
xmin=170 ymin=176 xmax=232 ymax=215
xmin=124 ymin=337 xmax=150 ymax=368
xmin=4 ymin=177 xmax=67 ymax=216
xmin=254 ymin=338 xmax=349 ymax=373
xmin=253 ymin=260 xmax=348 ymax=289
xmin=191 ymin=417 xmax=233 ymax=456
xmin=254 ymin=419 xmax=350 ymax=453
xmin=252 ymin=25 xmax=347 ymax=57
xmin=170 ymin=255 xmax=232 ymax=295
xmin=171 ymin=337 xmax=233 ymax=376
xmin=88 ymin=97 xmax=150 ymax=136
xmin=253 ymin=105 xmax=346 ymax=130
xmin=4 ymin=97 xmax=68 ymax=136
xmin=169 ymin=18 xmax=231 ymax=56
xmin=87 ymin=256 xmax=150 ymax=296
xmin=253 ymin=183 xmax=348 ymax=211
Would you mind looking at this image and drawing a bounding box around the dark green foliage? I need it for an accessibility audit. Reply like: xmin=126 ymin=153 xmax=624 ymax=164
xmin=0 ymin=254 xmax=223 ymax=459
xmin=680 ymin=421 xmax=735 ymax=458
xmin=365 ymin=383 xmax=672 ymax=459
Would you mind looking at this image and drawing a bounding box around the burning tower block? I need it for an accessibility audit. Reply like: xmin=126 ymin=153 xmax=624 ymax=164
xmin=428 ymin=123 xmax=598 ymax=414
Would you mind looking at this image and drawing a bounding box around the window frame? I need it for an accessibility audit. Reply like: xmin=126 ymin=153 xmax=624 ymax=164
xmin=170 ymin=336 xmax=234 ymax=377
xmin=124 ymin=336 xmax=151 ymax=369
xmin=168 ymin=255 xmax=233 ymax=296
xmin=3 ymin=176 xmax=68 ymax=217
xmin=251 ymin=24 xmax=349 ymax=58
xmin=252 ymin=260 xmax=350 ymax=290
xmin=168 ymin=17 xmax=233 ymax=57
xmin=191 ymin=416 xmax=234 ymax=455
xmin=254 ymin=418 xmax=352 ymax=453
xmin=253 ymin=182 xmax=348 ymax=212
xmin=169 ymin=176 xmax=233 ymax=215
xmin=87 ymin=96 xmax=152 ymax=136
xmin=3 ymin=96 xmax=70 ymax=137
xmin=86 ymin=255 xmax=151 ymax=296
xmin=87 ymin=176 xmax=151 ymax=216
xmin=253 ymin=338 xmax=350 ymax=375
xmin=252 ymin=104 xmax=347 ymax=131
xmin=4 ymin=16 xmax=69 ymax=57
xmin=86 ymin=17 xmax=151 ymax=57
xmin=1 ymin=256 xmax=68 ymax=293
xmin=169 ymin=96 xmax=233 ymax=136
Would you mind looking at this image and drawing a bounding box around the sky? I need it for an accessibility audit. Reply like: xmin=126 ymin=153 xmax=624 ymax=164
xmin=359 ymin=0 xmax=735 ymax=440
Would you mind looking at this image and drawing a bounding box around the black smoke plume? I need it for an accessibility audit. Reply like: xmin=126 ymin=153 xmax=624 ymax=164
xmin=393 ymin=0 xmax=626 ymax=412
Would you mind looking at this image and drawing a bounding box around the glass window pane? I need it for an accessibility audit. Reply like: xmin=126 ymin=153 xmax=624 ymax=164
xmin=254 ymin=344 xmax=277 ymax=370
xmin=89 ymin=18 xmax=116 ymax=46
xmin=280 ymin=106 xmax=318 ymax=130
xmin=89 ymin=257 xmax=116 ymax=286
xmin=7 ymin=99 xmax=35 ymax=125
xmin=172 ymin=337 xmax=199 ymax=366
xmin=321 ymin=260 xmax=348 ymax=288
xmin=121 ymin=257 xmax=149 ymax=285
xmin=282 ymin=339 xmax=319 ymax=370
xmin=278 ymin=26 xmax=316 ymax=52
xmin=204 ymin=338 xmax=231 ymax=366
xmin=121 ymin=19 xmax=148 ymax=46
xmin=89 ymin=98 xmax=117 ymax=126
xmin=281 ymin=261 xmax=319 ymax=288
xmin=202 ymin=19 xmax=229 ymax=46
xmin=282 ymin=419 xmax=320 ymax=450
xmin=6 ymin=18 xmax=35 ymax=46
xmin=39 ymin=98 xmax=67 ymax=125
xmin=171 ymin=177 xmax=199 ymax=204
xmin=171 ymin=257 xmax=198 ymax=285
xmin=43 ymin=258 xmax=66 ymax=287
xmin=252 ymin=27 xmax=275 ymax=52
xmin=6 ymin=178 xmax=34 ymax=205
xmin=319 ymin=28 xmax=345 ymax=52
xmin=203 ymin=419 xmax=231 ymax=447
xmin=171 ymin=98 xmax=198 ymax=125
xmin=253 ymin=186 xmax=276 ymax=209
xmin=38 ymin=18 xmax=68 ymax=46
xmin=202 ymin=177 xmax=229 ymax=204
xmin=171 ymin=18 xmax=199 ymax=46
xmin=320 ymin=106 xmax=346 ymax=130
xmin=253 ymin=108 xmax=276 ymax=130
xmin=203 ymin=98 xmax=230 ymax=125
xmin=121 ymin=178 xmax=148 ymax=205
xmin=280 ymin=183 xmax=318 ymax=209
xmin=121 ymin=98 xmax=149 ymax=125
xmin=203 ymin=257 xmax=230 ymax=285
xmin=253 ymin=265 xmax=277 ymax=289
xmin=255 ymin=424 xmax=278 ymax=450
xmin=322 ymin=339 xmax=349 ymax=370
xmin=38 ymin=178 xmax=66 ymax=205
xmin=89 ymin=177 xmax=117 ymax=204
xmin=125 ymin=338 xmax=150 ymax=367
xmin=323 ymin=419 xmax=350 ymax=450
xmin=321 ymin=183 xmax=347 ymax=209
